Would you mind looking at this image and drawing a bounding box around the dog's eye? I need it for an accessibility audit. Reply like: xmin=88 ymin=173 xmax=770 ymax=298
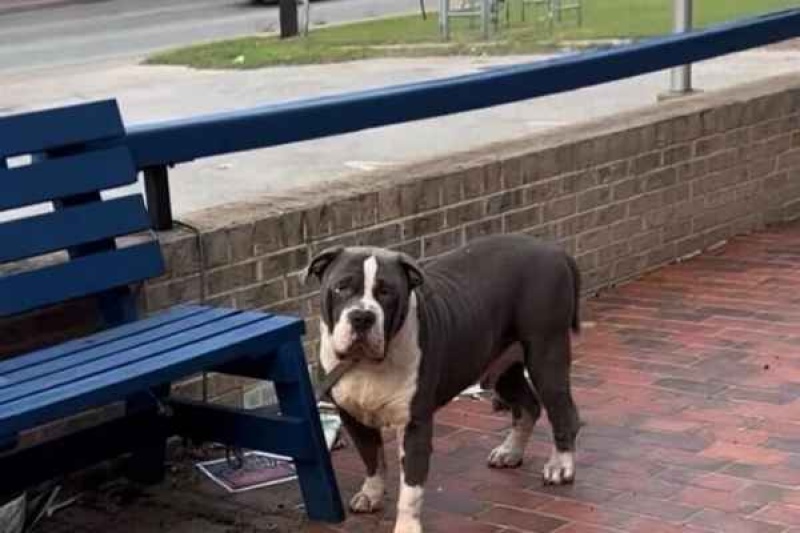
xmin=375 ymin=284 xmax=393 ymax=299
xmin=333 ymin=282 xmax=352 ymax=296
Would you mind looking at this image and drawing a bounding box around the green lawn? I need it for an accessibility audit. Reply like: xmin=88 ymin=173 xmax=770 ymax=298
xmin=147 ymin=0 xmax=799 ymax=69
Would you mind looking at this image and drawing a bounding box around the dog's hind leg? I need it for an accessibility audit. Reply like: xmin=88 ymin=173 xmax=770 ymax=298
xmin=339 ymin=410 xmax=386 ymax=513
xmin=522 ymin=333 xmax=581 ymax=485
xmin=487 ymin=360 xmax=542 ymax=468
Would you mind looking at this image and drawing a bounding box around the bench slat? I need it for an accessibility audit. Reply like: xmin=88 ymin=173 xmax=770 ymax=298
xmin=0 ymin=146 xmax=137 ymax=210
xmin=0 ymin=100 xmax=123 ymax=158
xmin=0 ymin=305 xmax=206 ymax=374
xmin=0 ymin=241 xmax=165 ymax=318
xmin=0 ymin=314 xmax=302 ymax=436
xmin=0 ymin=307 xmax=243 ymax=387
xmin=0 ymin=196 xmax=150 ymax=263
xmin=0 ymin=311 xmax=267 ymax=403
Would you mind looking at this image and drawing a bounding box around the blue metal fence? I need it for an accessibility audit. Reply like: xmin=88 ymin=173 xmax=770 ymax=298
xmin=121 ymin=8 xmax=800 ymax=229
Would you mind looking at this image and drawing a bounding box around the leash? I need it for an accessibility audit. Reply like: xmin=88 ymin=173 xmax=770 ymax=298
xmin=316 ymin=358 xmax=358 ymax=403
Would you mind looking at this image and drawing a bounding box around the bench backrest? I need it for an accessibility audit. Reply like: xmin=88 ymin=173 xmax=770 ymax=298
xmin=0 ymin=100 xmax=165 ymax=319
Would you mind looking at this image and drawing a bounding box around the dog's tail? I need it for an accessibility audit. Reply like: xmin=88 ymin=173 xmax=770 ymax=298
xmin=566 ymin=254 xmax=581 ymax=334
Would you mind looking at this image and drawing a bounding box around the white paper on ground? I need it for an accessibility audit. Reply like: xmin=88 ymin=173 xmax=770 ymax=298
xmin=195 ymin=409 xmax=344 ymax=493
xmin=196 ymin=451 xmax=297 ymax=493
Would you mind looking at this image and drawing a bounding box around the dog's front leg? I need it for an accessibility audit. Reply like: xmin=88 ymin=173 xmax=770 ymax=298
xmin=395 ymin=419 xmax=433 ymax=533
xmin=339 ymin=410 xmax=386 ymax=513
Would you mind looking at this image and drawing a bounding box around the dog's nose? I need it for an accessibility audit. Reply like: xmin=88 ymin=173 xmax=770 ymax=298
xmin=349 ymin=309 xmax=376 ymax=332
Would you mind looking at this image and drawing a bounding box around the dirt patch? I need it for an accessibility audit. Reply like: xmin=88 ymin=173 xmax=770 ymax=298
xmin=30 ymin=444 xmax=310 ymax=533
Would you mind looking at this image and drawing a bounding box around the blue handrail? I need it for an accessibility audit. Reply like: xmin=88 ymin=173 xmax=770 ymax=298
xmin=127 ymin=8 xmax=800 ymax=170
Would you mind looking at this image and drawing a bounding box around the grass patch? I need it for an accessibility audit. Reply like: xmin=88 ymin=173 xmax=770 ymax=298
xmin=147 ymin=0 xmax=799 ymax=69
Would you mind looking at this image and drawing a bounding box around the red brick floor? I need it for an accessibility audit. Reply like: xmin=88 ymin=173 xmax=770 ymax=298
xmin=314 ymin=223 xmax=800 ymax=533
xmin=44 ymin=223 xmax=800 ymax=533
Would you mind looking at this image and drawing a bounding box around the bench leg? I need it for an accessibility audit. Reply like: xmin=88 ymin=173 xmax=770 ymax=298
xmin=127 ymin=431 xmax=167 ymax=485
xmin=125 ymin=385 xmax=170 ymax=485
xmin=274 ymin=340 xmax=345 ymax=523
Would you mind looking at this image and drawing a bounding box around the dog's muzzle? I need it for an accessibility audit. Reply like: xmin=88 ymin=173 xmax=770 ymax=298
xmin=335 ymin=308 xmax=384 ymax=361
xmin=348 ymin=309 xmax=377 ymax=334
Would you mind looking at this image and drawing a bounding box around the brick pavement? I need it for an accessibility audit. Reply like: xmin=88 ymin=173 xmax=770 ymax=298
xmin=47 ymin=221 xmax=800 ymax=532
xmin=315 ymin=221 xmax=800 ymax=533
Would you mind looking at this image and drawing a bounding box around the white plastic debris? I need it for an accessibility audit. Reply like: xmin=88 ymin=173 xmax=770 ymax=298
xmin=25 ymin=486 xmax=79 ymax=531
xmin=0 ymin=493 xmax=25 ymax=533
xmin=317 ymin=403 xmax=345 ymax=451
xmin=459 ymin=383 xmax=485 ymax=400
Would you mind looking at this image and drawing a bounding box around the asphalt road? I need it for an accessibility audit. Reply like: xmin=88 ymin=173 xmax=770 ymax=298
xmin=0 ymin=0 xmax=428 ymax=73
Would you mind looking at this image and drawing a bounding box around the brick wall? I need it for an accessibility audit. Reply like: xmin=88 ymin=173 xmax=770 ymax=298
xmin=142 ymin=74 xmax=800 ymax=386
xmin=4 ymin=73 xmax=800 ymax=407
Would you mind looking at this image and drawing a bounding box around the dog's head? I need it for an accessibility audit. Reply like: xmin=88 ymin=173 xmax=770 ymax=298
xmin=305 ymin=246 xmax=424 ymax=362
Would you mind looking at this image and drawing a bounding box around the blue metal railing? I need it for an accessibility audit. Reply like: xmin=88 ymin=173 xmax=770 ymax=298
xmin=123 ymin=8 xmax=800 ymax=229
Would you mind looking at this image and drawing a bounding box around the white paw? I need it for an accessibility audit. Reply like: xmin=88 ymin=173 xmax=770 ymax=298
xmin=393 ymin=516 xmax=423 ymax=533
xmin=487 ymin=443 xmax=524 ymax=468
xmin=350 ymin=473 xmax=384 ymax=513
xmin=350 ymin=490 xmax=383 ymax=513
xmin=395 ymin=482 xmax=424 ymax=533
xmin=543 ymin=449 xmax=575 ymax=485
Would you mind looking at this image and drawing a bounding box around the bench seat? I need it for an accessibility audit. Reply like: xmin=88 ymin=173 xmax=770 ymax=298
xmin=0 ymin=305 xmax=300 ymax=442
xmin=0 ymin=304 xmax=344 ymax=522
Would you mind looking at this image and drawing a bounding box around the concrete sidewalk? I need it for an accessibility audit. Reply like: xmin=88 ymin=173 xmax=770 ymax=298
xmin=3 ymin=48 xmax=800 ymax=220
xmin=39 ymin=219 xmax=800 ymax=532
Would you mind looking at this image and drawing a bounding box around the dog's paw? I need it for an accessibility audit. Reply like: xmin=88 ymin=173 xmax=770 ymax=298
xmin=350 ymin=491 xmax=383 ymax=513
xmin=542 ymin=449 xmax=575 ymax=485
xmin=487 ymin=443 xmax=524 ymax=468
xmin=393 ymin=516 xmax=423 ymax=533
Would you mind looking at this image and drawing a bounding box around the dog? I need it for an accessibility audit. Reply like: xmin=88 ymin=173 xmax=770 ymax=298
xmin=305 ymin=234 xmax=582 ymax=533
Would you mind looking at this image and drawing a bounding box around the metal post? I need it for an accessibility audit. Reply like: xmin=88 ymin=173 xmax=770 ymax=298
xmin=439 ymin=0 xmax=450 ymax=40
xmin=301 ymin=0 xmax=311 ymax=36
xmin=143 ymin=165 xmax=174 ymax=231
xmin=481 ymin=0 xmax=491 ymax=39
xmin=279 ymin=0 xmax=299 ymax=38
xmin=670 ymin=0 xmax=693 ymax=94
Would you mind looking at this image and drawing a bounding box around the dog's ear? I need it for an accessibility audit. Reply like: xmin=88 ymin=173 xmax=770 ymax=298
xmin=303 ymin=246 xmax=344 ymax=285
xmin=398 ymin=253 xmax=425 ymax=290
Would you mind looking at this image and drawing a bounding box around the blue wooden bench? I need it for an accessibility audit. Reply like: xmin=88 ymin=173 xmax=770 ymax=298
xmin=0 ymin=100 xmax=344 ymax=523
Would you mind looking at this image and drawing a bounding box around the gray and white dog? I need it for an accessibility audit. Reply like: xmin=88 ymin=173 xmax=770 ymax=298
xmin=305 ymin=234 xmax=582 ymax=533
